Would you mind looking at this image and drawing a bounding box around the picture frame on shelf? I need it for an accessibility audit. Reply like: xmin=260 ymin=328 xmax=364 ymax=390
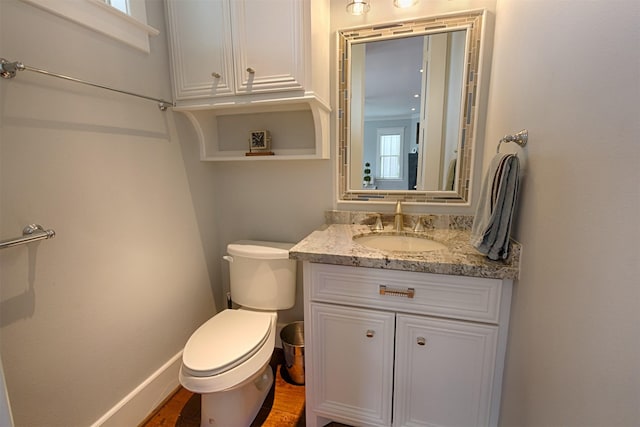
xmin=246 ymin=130 xmax=274 ymax=156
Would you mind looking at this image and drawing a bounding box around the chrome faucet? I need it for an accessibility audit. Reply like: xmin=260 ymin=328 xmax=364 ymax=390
xmin=394 ymin=201 xmax=403 ymax=231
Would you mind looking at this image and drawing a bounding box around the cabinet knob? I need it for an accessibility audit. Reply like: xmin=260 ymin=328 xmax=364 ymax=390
xmin=417 ymin=337 xmax=427 ymax=346
xmin=246 ymin=67 xmax=256 ymax=74
xmin=366 ymin=330 xmax=375 ymax=338
xmin=211 ymin=72 xmax=221 ymax=79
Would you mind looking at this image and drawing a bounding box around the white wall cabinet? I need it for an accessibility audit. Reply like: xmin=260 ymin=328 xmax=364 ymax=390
xmin=303 ymin=262 xmax=513 ymax=427
xmin=165 ymin=0 xmax=233 ymax=100
xmin=165 ymin=0 xmax=330 ymax=160
xmin=166 ymin=0 xmax=312 ymax=101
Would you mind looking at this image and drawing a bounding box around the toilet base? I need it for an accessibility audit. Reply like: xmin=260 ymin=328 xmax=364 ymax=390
xmin=199 ymin=362 xmax=274 ymax=427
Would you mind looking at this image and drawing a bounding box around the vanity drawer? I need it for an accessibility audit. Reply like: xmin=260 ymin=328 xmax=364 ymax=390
xmin=308 ymin=263 xmax=504 ymax=324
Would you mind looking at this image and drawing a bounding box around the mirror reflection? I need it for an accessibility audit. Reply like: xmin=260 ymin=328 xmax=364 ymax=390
xmin=338 ymin=10 xmax=486 ymax=204
xmin=351 ymin=31 xmax=465 ymax=192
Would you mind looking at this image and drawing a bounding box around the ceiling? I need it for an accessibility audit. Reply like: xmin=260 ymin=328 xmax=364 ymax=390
xmin=362 ymin=36 xmax=424 ymax=120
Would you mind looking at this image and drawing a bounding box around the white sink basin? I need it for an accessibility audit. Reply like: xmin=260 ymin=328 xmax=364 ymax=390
xmin=353 ymin=234 xmax=447 ymax=252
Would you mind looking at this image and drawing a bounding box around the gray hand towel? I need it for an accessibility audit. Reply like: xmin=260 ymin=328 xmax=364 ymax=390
xmin=470 ymin=153 xmax=520 ymax=260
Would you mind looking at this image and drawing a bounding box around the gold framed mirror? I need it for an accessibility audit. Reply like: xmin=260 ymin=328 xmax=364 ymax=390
xmin=337 ymin=9 xmax=487 ymax=204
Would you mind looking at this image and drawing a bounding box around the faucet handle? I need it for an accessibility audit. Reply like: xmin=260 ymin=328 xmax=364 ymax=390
xmin=413 ymin=216 xmax=426 ymax=232
xmin=372 ymin=214 xmax=384 ymax=231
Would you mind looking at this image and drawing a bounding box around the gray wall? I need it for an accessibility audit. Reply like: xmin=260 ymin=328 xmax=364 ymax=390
xmin=486 ymin=1 xmax=640 ymax=424
xmin=0 ymin=1 xmax=215 ymax=425
xmin=176 ymin=107 xmax=333 ymax=319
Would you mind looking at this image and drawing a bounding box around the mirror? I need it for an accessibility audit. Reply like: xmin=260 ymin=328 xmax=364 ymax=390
xmin=338 ymin=10 xmax=486 ymax=204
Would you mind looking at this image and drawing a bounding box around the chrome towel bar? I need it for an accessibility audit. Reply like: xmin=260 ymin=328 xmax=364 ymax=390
xmin=0 ymin=57 xmax=174 ymax=111
xmin=0 ymin=224 xmax=56 ymax=250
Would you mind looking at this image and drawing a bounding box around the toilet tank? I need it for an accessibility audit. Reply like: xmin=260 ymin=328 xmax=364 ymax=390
xmin=226 ymin=240 xmax=297 ymax=310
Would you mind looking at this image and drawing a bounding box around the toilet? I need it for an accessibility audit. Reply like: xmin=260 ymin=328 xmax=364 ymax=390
xmin=179 ymin=240 xmax=297 ymax=427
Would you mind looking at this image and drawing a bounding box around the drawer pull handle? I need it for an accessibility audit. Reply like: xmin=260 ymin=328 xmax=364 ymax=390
xmin=379 ymin=285 xmax=415 ymax=299
xmin=246 ymin=67 xmax=256 ymax=74
xmin=366 ymin=330 xmax=375 ymax=338
xmin=417 ymin=337 xmax=427 ymax=346
xmin=211 ymin=72 xmax=221 ymax=78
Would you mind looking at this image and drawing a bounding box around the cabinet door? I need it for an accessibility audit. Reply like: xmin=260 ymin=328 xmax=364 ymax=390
xmin=229 ymin=0 xmax=305 ymax=94
xmin=394 ymin=314 xmax=499 ymax=427
xmin=311 ymin=303 xmax=394 ymax=426
xmin=166 ymin=0 xmax=235 ymax=100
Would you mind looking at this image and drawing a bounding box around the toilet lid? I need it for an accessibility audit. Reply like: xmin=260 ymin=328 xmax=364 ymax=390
xmin=182 ymin=310 xmax=272 ymax=377
xmin=227 ymin=242 xmax=292 ymax=259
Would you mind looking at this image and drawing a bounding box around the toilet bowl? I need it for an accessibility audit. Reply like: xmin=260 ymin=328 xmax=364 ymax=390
xmin=179 ymin=309 xmax=277 ymax=427
xmin=179 ymin=241 xmax=296 ymax=427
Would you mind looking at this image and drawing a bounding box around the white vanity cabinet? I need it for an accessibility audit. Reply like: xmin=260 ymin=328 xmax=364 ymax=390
xmin=303 ymin=262 xmax=513 ymax=427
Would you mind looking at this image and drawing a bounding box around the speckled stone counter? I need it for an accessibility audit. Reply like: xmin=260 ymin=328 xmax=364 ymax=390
xmin=289 ymin=212 xmax=521 ymax=280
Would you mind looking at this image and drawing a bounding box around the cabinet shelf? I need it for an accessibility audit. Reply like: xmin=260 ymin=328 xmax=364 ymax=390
xmin=176 ymin=96 xmax=330 ymax=161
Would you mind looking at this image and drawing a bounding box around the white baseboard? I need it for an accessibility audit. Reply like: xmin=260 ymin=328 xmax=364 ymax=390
xmin=90 ymin=351 xmax=183 ymax=427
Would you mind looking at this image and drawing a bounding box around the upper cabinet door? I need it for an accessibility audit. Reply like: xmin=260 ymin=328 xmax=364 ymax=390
xmin=229 ymin=0 xmax=305 ymax=94
xmin=166 ymin=0 xmax=235 ymax=100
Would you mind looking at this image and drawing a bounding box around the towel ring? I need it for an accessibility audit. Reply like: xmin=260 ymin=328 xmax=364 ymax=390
xmin=497 ymin=129 xmax=528 ymax=153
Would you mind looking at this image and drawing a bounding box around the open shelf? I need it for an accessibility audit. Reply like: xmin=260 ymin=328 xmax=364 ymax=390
xmin=175 ymin=96 xmax=330 ymax=161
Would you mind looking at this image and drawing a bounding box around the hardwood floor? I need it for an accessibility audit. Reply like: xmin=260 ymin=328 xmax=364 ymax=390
xmin=142 ymin=349 xmax=306 ymax=427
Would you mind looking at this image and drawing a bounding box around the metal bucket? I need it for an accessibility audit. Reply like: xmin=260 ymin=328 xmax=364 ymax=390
xmin=280 ymin=321 xmax=305 ymax=384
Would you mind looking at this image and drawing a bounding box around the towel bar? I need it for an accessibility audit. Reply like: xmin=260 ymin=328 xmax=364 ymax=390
xmin=0 ymin=224 xmax=56 ymax=250
xmin=0 ymin=58 xmax=174 ymax=111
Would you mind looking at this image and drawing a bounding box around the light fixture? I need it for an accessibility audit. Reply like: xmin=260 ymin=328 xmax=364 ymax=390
xmin=346 ymin=0 xmax=370 ymax=15
xmin=393 ymin=0 xmax=418 ymax=8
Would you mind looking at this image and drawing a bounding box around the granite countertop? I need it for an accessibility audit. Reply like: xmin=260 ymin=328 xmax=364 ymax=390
xmin=289 ymin=222 xmax=521 ymax=280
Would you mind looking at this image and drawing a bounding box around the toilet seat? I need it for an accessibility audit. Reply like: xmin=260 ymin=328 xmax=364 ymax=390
xmin=182 ymin=309 xmax=272 ymax=377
